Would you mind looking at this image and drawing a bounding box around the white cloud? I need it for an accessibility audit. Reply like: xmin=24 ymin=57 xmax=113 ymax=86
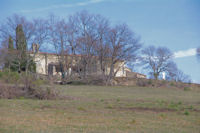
xmin=20 ymin=0 xmax=106 ymax=13
xmin=192 ymin=79 xmax=200 ymax=84
xmin=174 ymin=48 xmax=197 ymax=58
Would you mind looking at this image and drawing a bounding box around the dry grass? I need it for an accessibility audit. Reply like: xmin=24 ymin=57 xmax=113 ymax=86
xmin=0 ymin=85 xmax=200 ymax=133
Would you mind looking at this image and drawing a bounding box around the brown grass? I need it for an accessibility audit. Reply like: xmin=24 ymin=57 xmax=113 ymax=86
xmin=0 ymin=85 xmax=199 ymax=133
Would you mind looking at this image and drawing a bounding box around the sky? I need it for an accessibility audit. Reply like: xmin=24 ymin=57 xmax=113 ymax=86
xmin=0 ymin=0 xmax=200 ymax=83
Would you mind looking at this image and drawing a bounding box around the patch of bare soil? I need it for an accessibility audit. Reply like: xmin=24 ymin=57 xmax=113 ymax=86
xmin=61 ymin=95 xmax=82 ymax=100
xmin=119 ymin=107 xmax=177 ymax=113
xmin=191 ymin=109 xmax=200 ymax=112
xmin=119 ymin=107 xmax=200 ymax=113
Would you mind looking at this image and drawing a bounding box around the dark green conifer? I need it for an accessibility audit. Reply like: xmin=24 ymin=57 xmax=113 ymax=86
xmin=16 ymin=24 xmax=27 ymax=58
xmin=8 ymin=35 xmax=14 ymax=50
xmin=15 ymin=24 xmax=27 ymax=72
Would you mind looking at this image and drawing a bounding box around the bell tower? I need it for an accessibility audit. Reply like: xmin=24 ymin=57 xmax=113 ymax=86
xmin=32 ymin=43 xmax=39 ymax=53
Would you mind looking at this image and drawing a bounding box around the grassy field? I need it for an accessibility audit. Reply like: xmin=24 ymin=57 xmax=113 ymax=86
xmin=0 ymin=85 xmax=200 ymax=133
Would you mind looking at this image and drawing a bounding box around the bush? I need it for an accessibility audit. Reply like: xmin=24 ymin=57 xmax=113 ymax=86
xmin=77 ymin=107 xmax=86 ymax=111
xmin=184 ymin=111 xmax=190 ymax=116
xmin=184 ymin=87 xmax=190 ymax=91
xmin=161 ymin=80 xmax=167 ymax=85
xmin=0 ymin=72 xmax=3 ymax=78
xmin=0 ymin=83 xmax=25 ymax=99
xmin=148 ymin=79 xmax=153 ymax=85
xmin=32 ymin=79 xmax=46 ymax=86
xmin=170 ymin=82 xmax=175 ymax=87
xmin=29 ymin=86 xmax=60 ymax=100
xmin=0 ymin=70 xmax=20 ymax=83
xmin=0 ymin=72 xmax=60 ymax=100
xmin=137 ymin=79 xmax=148 ymax=87
xmin=9 ymin=59 xmax=36 ymax=73
xmin=130 ymin=119 xmax=136 ymax=124
xmin=0 ymin=83 xmax=60 ymax=100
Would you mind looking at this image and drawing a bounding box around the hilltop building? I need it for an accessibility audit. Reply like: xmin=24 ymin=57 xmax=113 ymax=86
xmin=31 ymin=44 xmax=146 ymax=78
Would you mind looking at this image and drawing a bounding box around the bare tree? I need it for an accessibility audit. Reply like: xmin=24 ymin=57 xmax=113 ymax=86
xmin=94 ymin=15 xmax=110 ymax=77
xmin=47 ymin=15 xmax=69 ymax=80
xmin=66 ymin=11 xmax=141 ymax=83
xmin=65 ymin=14 xmax=82 ymax=78
xmin=165 ymin=61 xmax=178 ymax=80
xmin=25 ymin=18 xmax=49 ymax=75
xmin=174 ymin=70 xmax=191 ymax=83
xmin=106 ymin=24 xmax=141 ymax=84
xmin=165 ymin=62 xmax=191 ymax=83
xmin=72 ymin=11 xmax=99 ymax=78
xmin=32 ymin=18 xmax=49 ymax=49
xmin=0 ymin=14 xmax=35 ymax=47
xmin=141 ymin=46 xmax=173 ymax=80
xmin=66 ymin=15 xmax=80 ymax=55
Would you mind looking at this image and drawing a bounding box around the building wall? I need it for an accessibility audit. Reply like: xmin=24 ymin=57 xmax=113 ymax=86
xmin=34 ymin=54 xmax=46 ymax=74
xmin=114 ymin=63 xmax=127 ymax=77
xmin=33 ymin=53 xmax=128 ymax=77
xmin=34 ymin=53 xmax=59 ymax=75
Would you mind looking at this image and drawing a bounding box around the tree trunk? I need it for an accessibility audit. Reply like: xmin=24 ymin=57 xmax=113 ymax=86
xmin=106 ymin=63 xmax=114 ymax=85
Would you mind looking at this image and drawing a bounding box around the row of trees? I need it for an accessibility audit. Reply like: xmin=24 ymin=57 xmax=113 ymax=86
xmin=47 ymin=12 xmax=141 ymax=83
xmin=0 ymin=11 xmax=141 ymax=84
xmin=0 ymin=11 xmax=192 ymax=84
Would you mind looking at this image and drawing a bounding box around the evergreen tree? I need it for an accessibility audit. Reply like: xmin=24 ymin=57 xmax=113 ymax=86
xmin=15 ymin=24 xmax=27 ymax=72
xmin=16 ymin=24 xmax=27 ymax=59
xmin=8 ymin=35 xmax=14 ymax=50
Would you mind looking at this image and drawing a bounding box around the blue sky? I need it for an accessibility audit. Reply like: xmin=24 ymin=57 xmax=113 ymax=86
xmin=0 ymin=0 xmax=200 ymax=83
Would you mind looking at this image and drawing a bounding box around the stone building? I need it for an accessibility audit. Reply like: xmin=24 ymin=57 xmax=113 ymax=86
xmin=31 ymin=44 xmax=146 ymax=78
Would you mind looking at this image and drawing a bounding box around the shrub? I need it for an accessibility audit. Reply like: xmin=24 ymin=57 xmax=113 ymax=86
xmin=188 ymin=105 xmax=193 ymax=110
xmin=161 ymin=80 xmax=167 ymax=85
xmin=184 ymin=87 xmax=190 ymax=91
xmin=137 ymin=79 xmax=148 ymax=87
xmin=170 ymin=82 xmax=175 ymax=87
xmin=159 ymin=114 xmax=167 ymax=119
xmin=0 ymin=82 xmax=60 ymax=100
xmin=77 ymin=107 xmax=86 ymax=111
xmin=100 ymin=99 xmax=104 ymax=102
xmin=0 ymin=70 xmax=20 ymax=83
xmin=106 ymin=104 xmax=113 ymax=109
xmin=184 ymin=111 xmax=189 ymax=116
xmin=18 ymin=96 xmax=25 ymax=100
xmin=148 ymin=79 xmax=153 ymax=85
xmin=116 ymin=98 xmax=120 ymax=102
xmin=178 ymin=101 xmax=182 ymax=105
xmin=168 ymin=102 xmax=179 ymax=111
xmin=32 ymin=79 xmax=46 ymax=86
xmin=0 ymin=72 xmax=60 ymax=100
xmin=9 ymin=71 xmax=20 ymax=83
xmin=130 ymin=119 xmax=136 ymax=124
xmin=0 ymin=83 xmax=25 ymax=99
xmin=0 ymin=72 xmax=3 ymax=78
xmin=29 ymin=86 xmax=60 ymax=100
